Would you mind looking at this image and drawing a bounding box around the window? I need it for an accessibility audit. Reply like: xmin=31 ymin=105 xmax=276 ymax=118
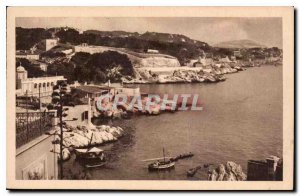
xmin=34 ymin=84 xmax=37 ymax=89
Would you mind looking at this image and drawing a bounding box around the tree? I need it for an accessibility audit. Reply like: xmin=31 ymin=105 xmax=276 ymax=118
xmin=93 ymin=69 xmax=107 ymax=83
xmin=49 ymin=81 xmax=75 ymax=179
xmin=56 ymin=28 xmax=80 ymax=44
xmin=71 ymin=52 xmax=91 ymax=65
xmin=16 ymin=27 xmax=51 ymax=50
xmin=16 ymin=58 xmax=46 ymax=77
xmin=87 ymin=51 xmax=134 ymax=76
xmin=47 ymin=63 xmax=75 ymax=83
xmin=73 ymin=65 xmax=91 ymax=83
xmin=71 ymin=51 xmax=134 ymax=83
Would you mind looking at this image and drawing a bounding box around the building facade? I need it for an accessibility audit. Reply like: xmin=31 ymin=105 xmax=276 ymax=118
xmin=45 ymin=39 xmax=58 ymax=51
xmin=16 ymin=65 xmax=66 ymax=97
xmin=16 ymin=52 xmax=40 ymax=60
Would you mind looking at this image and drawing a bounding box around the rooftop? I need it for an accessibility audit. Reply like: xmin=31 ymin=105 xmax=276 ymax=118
xmin=16 ymin=50 xmax=41 ymax=55
xmin=74 ymin=85 xmax=114 ymax=94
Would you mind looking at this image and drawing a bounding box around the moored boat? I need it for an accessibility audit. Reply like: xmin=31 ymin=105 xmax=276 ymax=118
xmin=75 ymin=147 xmax=106 ymax=161
xmin=148 ymin=160 xmax=175 ymax=171
xmin=85 ymin=161 xmax=106 ymax=168
xmin=147 ymin=148 xmax=175 ymax=171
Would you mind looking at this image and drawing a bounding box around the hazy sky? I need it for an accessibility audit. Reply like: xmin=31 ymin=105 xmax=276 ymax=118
xmin=16 ymin=17 xmax=282 ymax=48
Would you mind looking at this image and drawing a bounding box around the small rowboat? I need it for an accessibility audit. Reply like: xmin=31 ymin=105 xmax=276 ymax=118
xmin=187 ymin=165 xmax=202 ymax=177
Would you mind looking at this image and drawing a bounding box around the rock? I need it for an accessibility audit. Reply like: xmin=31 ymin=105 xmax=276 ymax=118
xmin=54 ymin=145 xmax=71 ymax=161
xmin=208 ymin=161 xmax=246 ymax=181
xmin=61 ymin=124 xmax=124 ymax=148
xmin=226 ymin=161 xmax=247 ymax=181
xmin=62 ymin=148 xmax=71 ymax=161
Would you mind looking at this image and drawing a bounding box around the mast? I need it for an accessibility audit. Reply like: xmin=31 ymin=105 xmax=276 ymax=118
xmin=163 ymin=148 xmax=165 ymax=162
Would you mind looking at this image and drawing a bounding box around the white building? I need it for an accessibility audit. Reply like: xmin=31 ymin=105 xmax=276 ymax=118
xmin=16 ymin=51 xmax=40 ymax=60
xmin=45 ymin=39 xmax=58 ymax=51
xmin=16 ymin=65 xmax=66 ymax=97
xmin=74 ymin=45 xmax=110 ymax=54
xmin=61 ymin=49 xmax=73 ymax=55
xmin=30 ymin=60 xmax=48 ymax=72
xmin=147 ymin=49 xmax=159 ymax=54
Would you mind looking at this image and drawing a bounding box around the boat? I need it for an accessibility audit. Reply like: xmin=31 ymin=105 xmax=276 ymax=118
xmin=75 ymin=147 xmax=106 ymax=161
xmin=75 ymin=147 xmax=106 ymax=168
xmin=187 ymin=165 xmax=202 ymax=177
xmin=148 ymin=160 xmax=175 ymax=171
xmin=147 ymin=148 xmax=175 ymax=171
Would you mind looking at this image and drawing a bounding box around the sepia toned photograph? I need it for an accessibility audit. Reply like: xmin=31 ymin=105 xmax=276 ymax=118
xmin=6 ymin=7 xmax=294 ymax=190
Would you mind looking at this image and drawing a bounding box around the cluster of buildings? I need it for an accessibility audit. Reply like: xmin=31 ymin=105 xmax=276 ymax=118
xmin=187 ymin=47 xmax=282 ymax=68
xmin=16 ymin=38 xmax=59 ymax=72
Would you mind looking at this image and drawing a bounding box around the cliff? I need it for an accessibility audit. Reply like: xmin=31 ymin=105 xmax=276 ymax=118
xmin=137 ymin=56 xmax=181 ymax=68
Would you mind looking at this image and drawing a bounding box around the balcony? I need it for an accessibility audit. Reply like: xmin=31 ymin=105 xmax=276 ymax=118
xmin=16 ymin=111 xmax=56 ymax=148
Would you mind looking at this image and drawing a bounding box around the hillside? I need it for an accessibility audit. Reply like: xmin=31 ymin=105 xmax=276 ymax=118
xmin=16 ymin=27 xmax=212 ymax=65
xmin=214 ymin=39 xmax=266 ymax=49
xmin=83 ymin=30 xmax=209 ymax=47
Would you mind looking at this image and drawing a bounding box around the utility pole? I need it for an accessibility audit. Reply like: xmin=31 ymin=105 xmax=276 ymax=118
xmin=59 ymin=92 xmax=63 ymax=179
xmin=25 ymin=90 xmax=29 ymax=140
xmin=51 ymin=81 xmax=75 ymax=180
xmin=39 ymin=85 xmax=42 ymax=134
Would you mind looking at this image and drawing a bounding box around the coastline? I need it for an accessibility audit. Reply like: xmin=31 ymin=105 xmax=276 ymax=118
xmin=122 ymin=61 xmax=280 ymax=85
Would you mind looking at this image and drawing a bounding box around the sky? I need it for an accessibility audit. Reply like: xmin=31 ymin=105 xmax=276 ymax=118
xmin=16 ymin=17 xmax=283 ymax=48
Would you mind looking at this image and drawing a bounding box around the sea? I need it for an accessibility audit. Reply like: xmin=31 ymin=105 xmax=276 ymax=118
xmin=64 ymin=65 xmax=283 ymax=180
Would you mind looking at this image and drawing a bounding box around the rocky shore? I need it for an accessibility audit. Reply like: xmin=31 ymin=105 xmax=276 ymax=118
xmin=121 ymin=62 xmax=249 ymax=84
xmin=207 ymin=161 xmax=247 ymax=181
xmin=55 ymin=124 xmax=124 ymax=160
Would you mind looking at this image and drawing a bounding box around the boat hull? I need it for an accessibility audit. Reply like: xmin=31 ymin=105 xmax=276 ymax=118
xmin=85 ymin=161 xmax=106 ymax=168
xmin=148 ymin=161 xmax=175 ymax=171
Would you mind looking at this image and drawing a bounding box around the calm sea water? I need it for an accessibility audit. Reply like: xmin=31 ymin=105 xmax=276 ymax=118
xmin=67 ymin=65 xmax=283 ymax=180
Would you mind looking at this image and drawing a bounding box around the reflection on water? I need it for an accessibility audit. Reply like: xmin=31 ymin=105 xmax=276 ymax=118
xmin=67 ymin=66 xmax=283 ymax=180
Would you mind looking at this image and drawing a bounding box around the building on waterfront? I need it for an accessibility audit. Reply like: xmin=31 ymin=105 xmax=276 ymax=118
xmin=115 ymin=86 xmax=141 ymax=97
xmin=71 ymin=85 xmax=114 ymax=100
xmin=16 ymin=65 xmax=66 ymax=97
xmin=71 ymin=83 xmax=141 ymax=101
xmin=247 ymin=156 xmax=283 ymax=181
